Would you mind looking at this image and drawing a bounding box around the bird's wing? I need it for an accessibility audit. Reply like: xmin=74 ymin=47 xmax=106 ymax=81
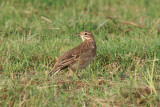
xmin=52 ymin=49 xmax=80 ymax=71
xmin=54 ymin=54 xmax=78 ymax=69
xmin=49 ymin=41 xmax=94 ymax=76
xmin=49 ymin=52 xmax=79 ymax=76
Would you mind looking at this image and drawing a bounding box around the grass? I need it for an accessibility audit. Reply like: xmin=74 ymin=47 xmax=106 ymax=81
xmin=0 ymin=0 xmax=160 ymax=106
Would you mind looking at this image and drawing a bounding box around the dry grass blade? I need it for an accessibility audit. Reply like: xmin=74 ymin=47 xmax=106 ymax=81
xmin=146 ymin=59 xmax=160 ymax=62
xmin=45 ymin=28 xmax=60 ymax=30
xmin=41 ymin=16 xmax=52 ymax=23
xmin=23 ymin=10 xmax=32 ymax=14
xmin=124 ymin=28 xmax=133 ymax=34
xmin=150 ymin=18 xmax=160 ymax=33
xmin=121 ymin=20 xmax=145 ymax=28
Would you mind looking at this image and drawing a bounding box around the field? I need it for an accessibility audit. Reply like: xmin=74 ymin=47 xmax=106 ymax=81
xmin=0 ymin=0 xmax=160 ymax=106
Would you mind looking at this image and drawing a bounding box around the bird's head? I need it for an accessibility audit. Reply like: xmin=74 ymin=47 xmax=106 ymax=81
xmin=75 ymin=31 xmax=94 ymax=41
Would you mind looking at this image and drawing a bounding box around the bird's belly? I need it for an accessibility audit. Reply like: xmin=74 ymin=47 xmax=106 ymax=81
xmin=79 ymin=58 xmax=94 ymax=68
xmin=71 ymin=56 xmax=94 ymax=70
xmin=70 ymin=47 xmax=96 ymax=70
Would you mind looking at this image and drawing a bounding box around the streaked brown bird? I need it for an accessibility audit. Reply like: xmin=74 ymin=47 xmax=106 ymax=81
xmin=49 ymin=31 xmax=97 ymax=76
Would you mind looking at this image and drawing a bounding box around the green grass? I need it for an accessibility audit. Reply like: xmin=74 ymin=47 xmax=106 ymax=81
xmin=0 ymin=0 xmax=160 ymax=106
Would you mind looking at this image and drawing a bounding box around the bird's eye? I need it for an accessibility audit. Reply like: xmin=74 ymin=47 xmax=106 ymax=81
xmin=85 ymin=33 xmax=87 ymax=35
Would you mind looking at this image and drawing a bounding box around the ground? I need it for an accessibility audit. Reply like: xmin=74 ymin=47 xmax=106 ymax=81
xmin=0 ymin=0 xmax=160 ymax=106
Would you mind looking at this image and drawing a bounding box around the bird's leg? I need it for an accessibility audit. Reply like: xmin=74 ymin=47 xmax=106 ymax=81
xmin=70 ymin=68 xmax=76 ymax=73
xmin=68 ymin=68 xmax=82 ymax=79
xmin=67 ymin=68 xmax=75 ymax=77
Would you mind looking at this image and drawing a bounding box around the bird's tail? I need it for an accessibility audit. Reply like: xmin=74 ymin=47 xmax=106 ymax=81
xmin=49 ymin=69 xmax=60 ymax=76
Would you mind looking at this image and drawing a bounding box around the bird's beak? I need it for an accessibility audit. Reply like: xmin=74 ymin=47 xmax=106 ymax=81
xmin=75 ymin=33 xmax=80 ymax=36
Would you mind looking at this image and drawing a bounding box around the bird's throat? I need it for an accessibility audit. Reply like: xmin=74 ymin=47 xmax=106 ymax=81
xmin=81 ymin=36 xmax=92 ymax=41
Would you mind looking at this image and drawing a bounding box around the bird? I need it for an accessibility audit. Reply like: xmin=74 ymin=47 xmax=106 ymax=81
xmin=49 ymin=31 xmax=97 ymax=76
